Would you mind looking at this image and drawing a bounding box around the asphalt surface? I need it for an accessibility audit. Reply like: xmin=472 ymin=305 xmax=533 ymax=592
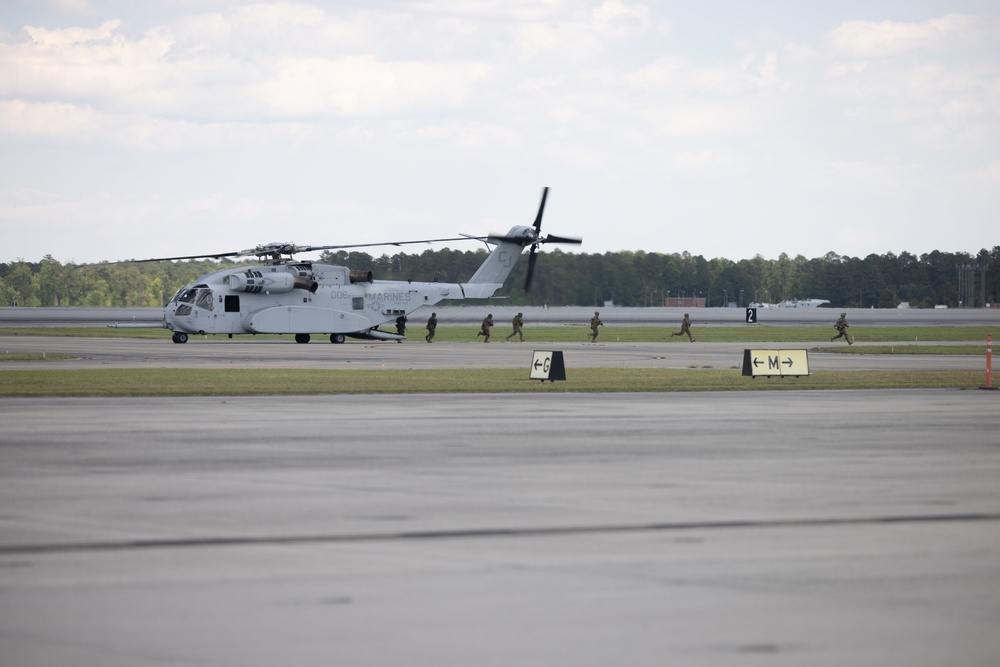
xmin=1 ymin=308 xmax=998 ymax=666
xmin=1 ymin=392 xmax=999 ymax=667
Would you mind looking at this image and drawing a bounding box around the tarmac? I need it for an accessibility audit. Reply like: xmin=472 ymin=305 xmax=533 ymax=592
xmin=1 ymin=309 xmax=999 ymax=666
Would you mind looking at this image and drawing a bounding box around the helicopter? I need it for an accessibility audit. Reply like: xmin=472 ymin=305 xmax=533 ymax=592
xmin=114 ymin=187 xmax=580 ymax=343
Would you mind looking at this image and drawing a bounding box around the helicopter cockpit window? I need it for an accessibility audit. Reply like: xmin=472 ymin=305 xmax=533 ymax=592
xmin=195 ymin=289 xmax=214 ymax=311
xmin=174 ymin=288 xmax=197 ymax=304
xmin=172 ymin=288 xmax=213 ymax=311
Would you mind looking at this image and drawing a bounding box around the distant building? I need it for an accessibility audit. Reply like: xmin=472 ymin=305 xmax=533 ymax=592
xmin=663 ymin=297 xmax=706 ymax=308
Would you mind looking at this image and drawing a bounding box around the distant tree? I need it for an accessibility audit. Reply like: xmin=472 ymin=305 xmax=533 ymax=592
xmin=5 ymin=262 xmax=38 ymax=306
xmin=877 ymin=287 xmax=900 ymax=309
xmin=38 ymin=256 xmax=72 ymax=306
xmin=5 ymin=244 xmax=999 ymax=309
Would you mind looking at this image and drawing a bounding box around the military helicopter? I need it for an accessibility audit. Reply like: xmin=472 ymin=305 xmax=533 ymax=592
xmin=117 ymin=187 xmax=580 ymax=343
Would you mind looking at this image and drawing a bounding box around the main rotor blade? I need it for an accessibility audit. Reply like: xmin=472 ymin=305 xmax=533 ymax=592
xmin=99 ymin=236 xmax=488 ymax=265
xmin=298 ymin=236 xmax=486 ymax=253
xmin=97 ymin=251 xmax=242 ymax=265
xmin=523 ymin=245 xmax=539 ymax=291
xmin=532 ymin=186 xmax=549 ymax=231
xmin=541 ymin=234 xmax=583 ymax=245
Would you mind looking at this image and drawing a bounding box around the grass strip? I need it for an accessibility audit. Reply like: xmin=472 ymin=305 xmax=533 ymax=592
xmin=1 ymin=325 xmax=993 ymax=344
xmin=0 ymin=368 xmax=986 ymax=397
xmin=0 ymin=354 xmax=76 ymax=362
xmin=822 ymin=345 xmax=986 ymax=355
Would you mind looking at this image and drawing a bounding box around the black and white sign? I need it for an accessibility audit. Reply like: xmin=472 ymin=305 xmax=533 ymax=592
xmin=529 ymin=350 xmax=566 ymax=382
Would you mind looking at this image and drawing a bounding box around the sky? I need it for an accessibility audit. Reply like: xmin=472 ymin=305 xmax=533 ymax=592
xmin=1 ymin=0 xmax=998 ymax=265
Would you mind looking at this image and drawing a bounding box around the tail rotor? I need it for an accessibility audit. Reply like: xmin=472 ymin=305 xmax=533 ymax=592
xmin=488 ymin=187 xmax=581 ymax=291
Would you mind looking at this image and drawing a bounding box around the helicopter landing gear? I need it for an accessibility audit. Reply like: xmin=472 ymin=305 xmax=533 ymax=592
xmin=294 ymin=333 xmax=311 ymax=344
xmin=171 ymin=332 xmax=188 ymax=344
xmin=330 ymin=333 xmax=346 ymax=344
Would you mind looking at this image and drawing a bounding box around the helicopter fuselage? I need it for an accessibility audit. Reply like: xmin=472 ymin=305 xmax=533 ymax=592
xmin=166 ymin=262 xmax=466 ymax=343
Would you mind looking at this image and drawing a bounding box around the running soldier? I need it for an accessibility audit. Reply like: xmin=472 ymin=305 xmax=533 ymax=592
xmin=670 ymin=313 xmax=695 ymax=342
xmin=425 ymin=312 xmax=437 ymax=342
xmin=588 ymin=311 xmax=603 ymax=342
xmin=831 ymin=312 xmax=853 ymax=345
xmin=477 ymin=313 xmax=494 ymax=342
xmin=505 ymin=313 xmax=524 ymax=342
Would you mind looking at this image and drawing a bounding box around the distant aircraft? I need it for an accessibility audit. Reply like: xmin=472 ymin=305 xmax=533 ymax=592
xmin=750 ymin=299 xmax=830 ymax=309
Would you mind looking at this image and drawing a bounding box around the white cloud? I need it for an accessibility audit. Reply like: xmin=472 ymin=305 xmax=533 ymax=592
xmin=257 ymin=55 xmax=491 ymax=117
xmin=591 ymin=0 xmax=654 ymax=39
xmin=2 ymin=20 xmax=178 ymax=109
xmin=828 ymin=14 xmax=980 ymax=57
xmin=231 ymin=2 xmax=326 ymax=29
xmin=0 ymin=99 xmax=98 ymax=140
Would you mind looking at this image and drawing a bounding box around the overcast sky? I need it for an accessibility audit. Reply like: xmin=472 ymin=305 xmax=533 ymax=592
xmin=1 ymin=0 xmax=998 ymax=265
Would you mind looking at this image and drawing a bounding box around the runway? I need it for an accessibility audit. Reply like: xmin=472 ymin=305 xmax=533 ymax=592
xmin=2 ymin=390 xmax=999 ymax=666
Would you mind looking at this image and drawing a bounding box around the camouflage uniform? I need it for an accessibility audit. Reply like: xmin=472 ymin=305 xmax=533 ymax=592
xmin=831 ymin=313 xmax=853 ymax=345
xmin=395 ymin=315 xmax=407 ymax=343
xmin=589 ymin=312 xmax=603 ymax=342
xmin=506 ymin=313 xmax=524 ymax=341
xmin=477 ymin=314 xmax=494 ymax=342
xmin=671 ymin=313 xmax=694 ymax=342
xmin=425 ymin=313 xmax=437 ymax=342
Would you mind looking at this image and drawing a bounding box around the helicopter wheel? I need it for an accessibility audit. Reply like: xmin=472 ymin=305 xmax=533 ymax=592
xmin=330 ymin=333 xmax=346 ymax=344
xmin=171 ymin=332 xmax=188 ymax=344
xmin=294 ymin=333 xmax=311 ymax=344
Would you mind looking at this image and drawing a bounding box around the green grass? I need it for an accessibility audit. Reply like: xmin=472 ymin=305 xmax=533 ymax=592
xmin=0 ymin=327 xmax=173 ymax=339
xmin=2 ymin=325 xmax=993 ymax=344
xmin=822 ymin=345 xmax=986 ymax=355
xmin=0 ymin=367 xmax=988 ymax=397
xmin=0 ymin=353 xmax=75 ymax=362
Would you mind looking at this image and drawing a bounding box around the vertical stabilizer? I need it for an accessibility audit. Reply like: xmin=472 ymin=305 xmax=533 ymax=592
xmin=460 ymin=226 xmax=532 ymax=299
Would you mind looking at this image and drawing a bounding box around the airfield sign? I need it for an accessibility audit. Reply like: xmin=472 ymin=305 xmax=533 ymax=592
xmin=530 ymin=350 xmax=567 ymax=382
xmin=742 ymin=349 xmax=810 ymax=377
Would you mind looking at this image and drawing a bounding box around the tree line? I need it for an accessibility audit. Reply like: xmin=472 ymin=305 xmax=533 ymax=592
xmin=2 ymin=246 xmax=998 ymax=309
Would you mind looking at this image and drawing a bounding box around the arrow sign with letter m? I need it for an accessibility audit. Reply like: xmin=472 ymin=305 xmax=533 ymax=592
xmin=742 ymin=349 xmax=810 ymax=378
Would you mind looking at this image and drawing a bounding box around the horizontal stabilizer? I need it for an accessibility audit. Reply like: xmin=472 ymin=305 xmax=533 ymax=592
xmin=460 ymin=282 xmax=505 ymax=299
